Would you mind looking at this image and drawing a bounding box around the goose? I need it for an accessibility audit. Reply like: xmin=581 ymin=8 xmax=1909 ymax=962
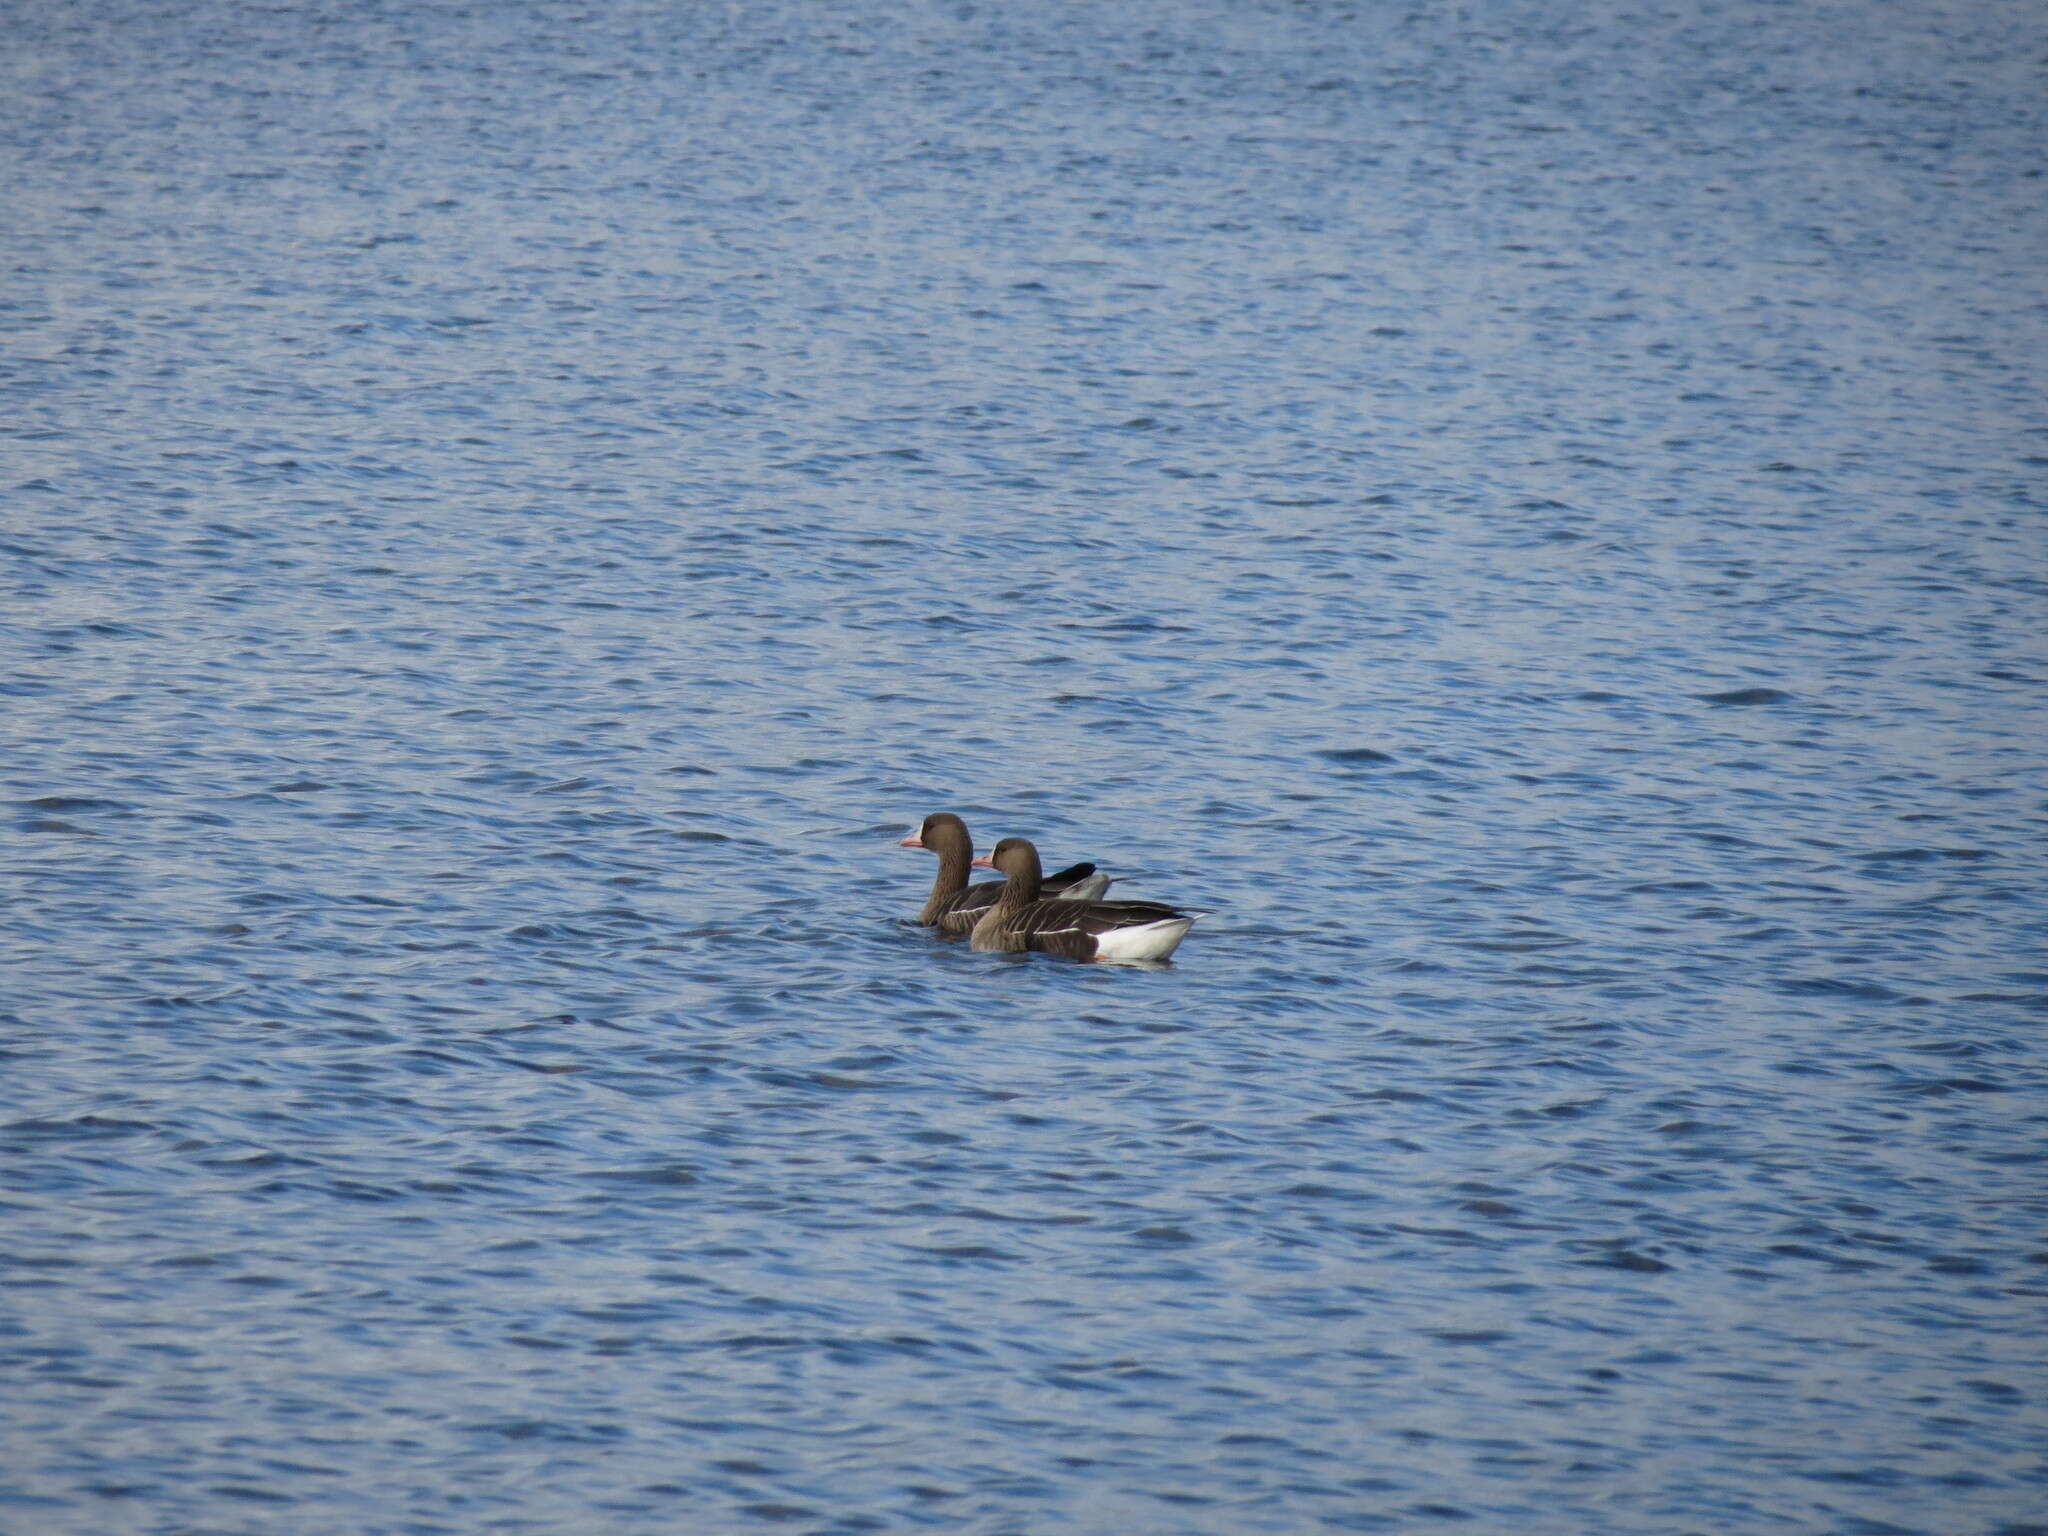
xmin=899 ymin=813 xmax=1112 ymax=935
xmin=968 ymin=836 xmax=1204 ymax=962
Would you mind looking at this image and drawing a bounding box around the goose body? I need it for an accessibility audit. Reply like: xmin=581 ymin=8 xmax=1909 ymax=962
xmin=899 ymin=813 xmax=1111 ymax=935
xmin=968 ymin=837 xmax=1204 ymax=963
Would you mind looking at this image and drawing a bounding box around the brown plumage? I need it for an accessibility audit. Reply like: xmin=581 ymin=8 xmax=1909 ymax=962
xmin=898 ymin=813 xmax=1110 ymax=935
xmin=967 ymin=837 xmax=1203 ymax=962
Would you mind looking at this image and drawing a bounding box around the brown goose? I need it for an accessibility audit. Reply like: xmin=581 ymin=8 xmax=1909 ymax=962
xmin=968 ymin=836 xmax=1204 ymax=962
xmin=899 ymin=813 xmax=1112 ymax=935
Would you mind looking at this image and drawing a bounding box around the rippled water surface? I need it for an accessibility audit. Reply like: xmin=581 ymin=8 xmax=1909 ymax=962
xmin=5 ymin=1 xmax=2046 ymax=1532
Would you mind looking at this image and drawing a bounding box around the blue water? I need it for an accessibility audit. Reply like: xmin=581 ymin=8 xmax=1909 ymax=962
xmin=5 ymin=1 xmax=2045 ymax=1532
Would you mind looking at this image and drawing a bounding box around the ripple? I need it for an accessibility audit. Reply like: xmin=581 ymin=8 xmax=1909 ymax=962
xmin=3 ymin=1 xmax=2043 ymax=1532
xmin=1695 ymin=687 xmax=1793 ymax=706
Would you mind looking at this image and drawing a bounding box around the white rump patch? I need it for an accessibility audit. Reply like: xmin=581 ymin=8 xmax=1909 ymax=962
xmin=1091 ymin=916 xmax=1197 ymax=963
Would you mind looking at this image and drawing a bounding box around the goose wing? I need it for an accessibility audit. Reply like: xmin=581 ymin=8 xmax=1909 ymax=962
xmin=1048 ymin=865 xmax=1114 ymax=901
xmin=1006 ymin=898 xmax=1198 ymax=960
xmin=936 ymin=861 xmax=1107 ymax=933
xmin=929 ymin=883 xmax=992 ymax=936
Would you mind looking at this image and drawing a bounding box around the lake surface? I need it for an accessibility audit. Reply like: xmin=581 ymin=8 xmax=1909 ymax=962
xmin=4 ymin=1 xmax=2045 ymax=1532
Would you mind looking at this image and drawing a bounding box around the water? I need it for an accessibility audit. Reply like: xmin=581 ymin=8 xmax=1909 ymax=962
xmin=4 ymin=1 xmax=2045 ymax=1531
